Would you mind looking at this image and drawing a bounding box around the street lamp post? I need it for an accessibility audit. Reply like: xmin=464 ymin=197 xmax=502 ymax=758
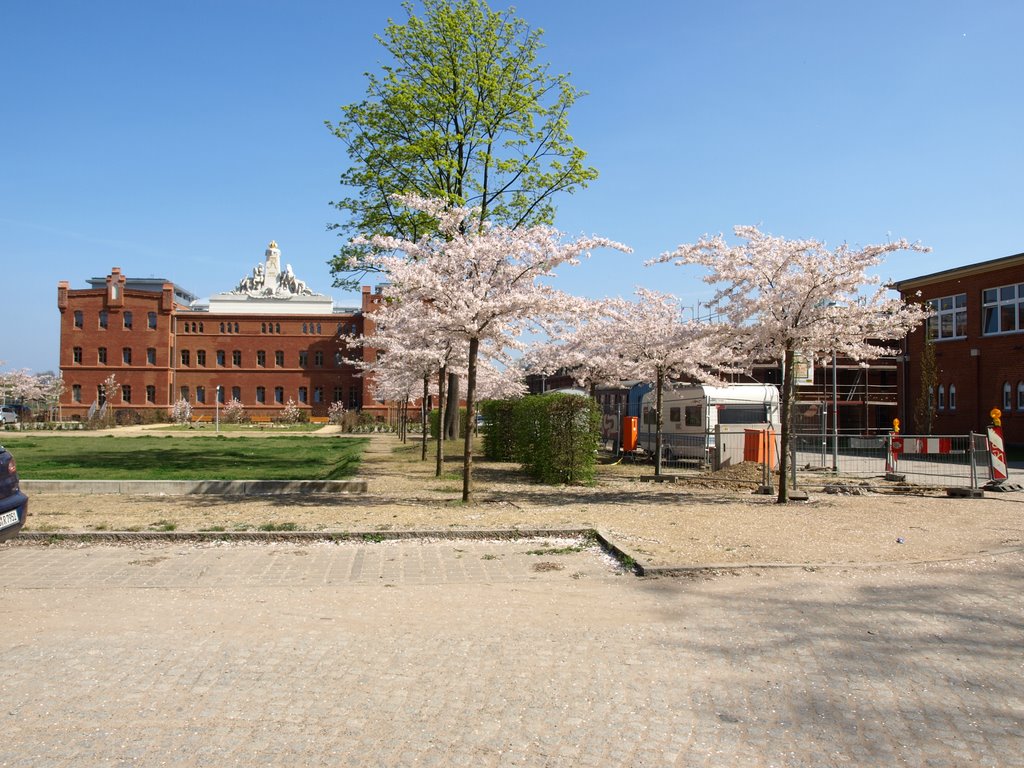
xmin=215 ymin=386 xmax=221 ymax=434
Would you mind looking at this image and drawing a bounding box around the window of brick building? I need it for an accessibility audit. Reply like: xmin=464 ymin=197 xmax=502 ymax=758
xmin=217 ymin=386 xmax=225 ymax=404
xmin=926 ymin=294 xmax=966 ymax=340
xmin=181 ymin=350 xmax=190 ymax=366
xmin=314 ymin=387 xmax=323 ymax=403
xmin=180 ymin=386 xmax=189 ymax=401
xmin=216 ymin=350 xmax=225 ymax=367
xmin=256 ymin=386 xmax=266 ymax=404
xmin=122 ymin=347 xmax=132 ymax=365
xmin=233 ymin=350 xmax=241 ymax=366
xmin=99 ymin=311 xmax=108 ymax=329
xmin=147 ymin=348 xmax=156 ymax=365
xmin=98 ymin=347 xmax=107 ymax=364
xmin=148 ymin=312 xmax=157 ymax=330
xmin=257 ymin=350 xmax=266 ymax=367
xmin=983 ymin=284 xmax=1024 ymax=335
xmin=314 ymin=351 xmax=324 ymax=367
xmin=123 ymin=311 xmax=133 ymax=329
xmin=72 ymin=384 xmax=82 ymax=402
xmin=74 ymin=310 xmax=83 ymax=328
xmin=1018 ymin=382 xmax=1024 ymax=410
xmin=298 ymin=387 xmax=308 ymax=404
xmin=937 ymin=385 xmax=945 ymax=410
xmin=333 ymin=387 xmax=343 ymax=403
xmin=275 ymin=350 xmax=284 ymax=367
xmin=1004 ymin=382 xmax=1012 ymax=411
xmin=348 ymin=388 xmax=359 ymax=409
xmin=197 ymin=350 xmax=206 ymax=367
xmin=299 ymin=351 xmax=308 ymax=367
xmin=274 ymin=387 xmax=284 ymax=404
xmin=949 ymin=385 xmax=957 ymax=411
xmin=196 ymin=386 xmax=206 ymax=404
xmin=73 ymin=347 xmax=82 ymax=364
xmin=121 ymin=385 xmax=131 ymax=403
xmin=146 ymin=385 xmax=156 ymax=404
xmin=231 ymin=386 xmax=241 ymax=402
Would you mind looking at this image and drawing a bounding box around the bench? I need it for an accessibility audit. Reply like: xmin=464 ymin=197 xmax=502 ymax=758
xmin=310 ymin=416 xmax=329 ymax=424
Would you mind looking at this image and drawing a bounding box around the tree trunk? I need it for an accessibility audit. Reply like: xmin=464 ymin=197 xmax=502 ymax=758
xmin=462 ymin=337 xmax=480 ymax=503
xmin=421 ymin=375 xmax=429 ymax=461
xmin=435 ymin=365 xmax=447 ymax=478
xmin=654 ymin=366 xmax=664 ymax=476
xmin=777 ymin=347 xmax=795 ymax=503
xmin=445 ymin=372 xmax=460 ymax=441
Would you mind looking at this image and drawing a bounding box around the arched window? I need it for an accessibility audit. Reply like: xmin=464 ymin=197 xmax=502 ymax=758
xmin=937 ymin=385 xmax=945 ymax=411
xmin=1018 ymin=382 xmax=1024 ymax=411
xmin=1004 ymin=382 xmax=1012 ymax=411
xmin=927 ymin=386 xmax=935 ymax=410
xmin=949 ymin=385 xmax=957 ymax=411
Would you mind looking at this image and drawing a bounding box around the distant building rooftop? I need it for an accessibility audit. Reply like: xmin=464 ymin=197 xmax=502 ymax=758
xmin=86 ymin=275 xmax=197 ymax=305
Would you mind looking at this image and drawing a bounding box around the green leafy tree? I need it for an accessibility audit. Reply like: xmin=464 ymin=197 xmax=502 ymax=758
xmin=326 ymin=0 xmax=598 ymax=288
xmin=914 ymin=332 xmax=938 ymax=435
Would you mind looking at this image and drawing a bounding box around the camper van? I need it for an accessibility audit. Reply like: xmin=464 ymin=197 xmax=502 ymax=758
xmin=638 ymin=383 xmax=780 ymax=463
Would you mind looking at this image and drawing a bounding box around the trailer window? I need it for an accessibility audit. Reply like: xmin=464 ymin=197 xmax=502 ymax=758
xmin=642 ymin=406 xmax=657 ymax=426
xmin=717 ymin=405 xmax=769 ymax=424
xmin=684 ymin=406 xmax=703 ymax=426
xmin=669 ymin=407 xmax=681 ymax=423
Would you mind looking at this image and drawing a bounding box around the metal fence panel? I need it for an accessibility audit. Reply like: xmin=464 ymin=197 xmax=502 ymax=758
xmin=792 ymin=431 xmax=988 ymax=489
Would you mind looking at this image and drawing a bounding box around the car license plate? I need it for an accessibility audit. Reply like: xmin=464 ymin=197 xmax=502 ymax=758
xmin=0 ymin=509 xmax=20 ymax=530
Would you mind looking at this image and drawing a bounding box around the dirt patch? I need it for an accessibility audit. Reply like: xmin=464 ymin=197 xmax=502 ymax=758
xmin=15 ymin=433 xmax=1024 ymax=568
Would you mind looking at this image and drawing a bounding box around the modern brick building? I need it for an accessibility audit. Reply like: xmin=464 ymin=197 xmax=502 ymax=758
xmin=895 ymin=251 xmax=1024 ymax=446
xmin=57 ymin=242 xmax=383 ymax=421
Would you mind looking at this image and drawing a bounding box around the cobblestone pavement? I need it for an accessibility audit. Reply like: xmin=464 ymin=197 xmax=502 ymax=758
xmin=2 ymin=539 xmax=1022 ymax=767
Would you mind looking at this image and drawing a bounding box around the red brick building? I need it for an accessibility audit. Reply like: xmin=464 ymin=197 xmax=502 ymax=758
xmin=57 ymin=242 xmax=384 ymax=421
xmin=896 ymin=251 xmax=1024 ymax=446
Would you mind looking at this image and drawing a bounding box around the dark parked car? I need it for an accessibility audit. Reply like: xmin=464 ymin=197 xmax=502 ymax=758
xmin=0 ymin=444 xmax=28 ymax=542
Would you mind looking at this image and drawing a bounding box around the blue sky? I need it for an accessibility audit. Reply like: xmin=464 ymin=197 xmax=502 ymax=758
xmin=3 ymin=0 xmax=1022 ymax=373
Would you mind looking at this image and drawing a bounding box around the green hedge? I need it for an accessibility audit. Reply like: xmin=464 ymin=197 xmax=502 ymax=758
xmin=485 ymin=394 xmax=600 ymax=485
xmin=480 ymin=399 xmax=518 ymax=461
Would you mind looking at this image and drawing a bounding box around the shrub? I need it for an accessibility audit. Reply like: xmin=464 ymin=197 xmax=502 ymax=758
xmin=327 ymin=401 xmax=347 ymax=425
xmin=170 ymin=398 xmax=193 ymax=425
xmin=513 ymin=394 xmax=601 ymax=485
xmin=481 ymin=399 xmax=518 ymax=461
xmin=278 ymin=399 xmax=306 ymax=424
xmin=223 ymin=398 xmax=247 ymax=424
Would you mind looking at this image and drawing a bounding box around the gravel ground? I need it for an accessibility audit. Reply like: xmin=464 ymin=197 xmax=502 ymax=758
xmin=15 ymin=431 xmax=1024 ymax=568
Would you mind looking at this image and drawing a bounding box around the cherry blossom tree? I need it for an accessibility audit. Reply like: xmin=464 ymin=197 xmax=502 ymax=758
xmin=347 ymin=293 xmax=461 ymax=469
xmin=653 ymin=226 xmax=930 ymax=502
xmin=359 ymin=195 xmax=630 ymax=501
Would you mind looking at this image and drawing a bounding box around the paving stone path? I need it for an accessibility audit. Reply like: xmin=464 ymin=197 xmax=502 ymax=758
xmin=2 ymin=539 xmax=1022 ymax=767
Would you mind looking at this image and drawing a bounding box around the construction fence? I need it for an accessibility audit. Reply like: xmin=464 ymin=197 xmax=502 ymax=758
xmin=603 ymin=404 xmax=1006 ymax=489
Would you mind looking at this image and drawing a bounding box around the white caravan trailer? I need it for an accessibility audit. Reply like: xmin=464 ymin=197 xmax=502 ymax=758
xmin=638 ymin=383 xmax=781 ymax=463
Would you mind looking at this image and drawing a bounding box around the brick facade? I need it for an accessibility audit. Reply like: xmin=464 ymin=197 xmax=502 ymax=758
xmin=896 ymin=252 xmax=1024 ymax=446
xmin=58 ymin=266 xmax=384 ymax=422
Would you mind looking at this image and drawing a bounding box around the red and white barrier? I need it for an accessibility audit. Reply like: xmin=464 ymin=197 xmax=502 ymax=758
xmin=988 ymin=426 xmax=1008 ymax=481
xmin=900 ymin=437 xmax=953 ymax=455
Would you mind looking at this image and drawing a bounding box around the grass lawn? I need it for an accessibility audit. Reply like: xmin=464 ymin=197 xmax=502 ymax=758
xmin=151 ymin=423 xmax=326 ymax=433
xmin=11 ymin=435 xmax=367 ymax=480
